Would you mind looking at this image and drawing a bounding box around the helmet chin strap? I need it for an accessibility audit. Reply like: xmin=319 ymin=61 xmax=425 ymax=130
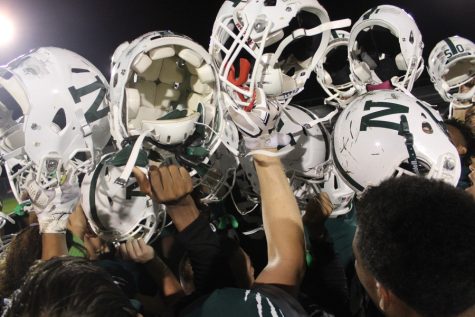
xmin=269 ymin=19 xmax=352 ymax=68
xmin=115 ymin=130 xmax=152 ymax=187
xmin=398 ymin=114 xmax=420 ymax=176
xmin=302 ymin=108 xmax=339 ymax=129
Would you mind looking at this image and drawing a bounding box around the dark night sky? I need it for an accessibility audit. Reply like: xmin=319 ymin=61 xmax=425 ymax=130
xmin=0 ymin=0 xmax=474 ymax=102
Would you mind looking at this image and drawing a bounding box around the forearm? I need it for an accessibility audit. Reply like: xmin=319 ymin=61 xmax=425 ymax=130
xmin=41 ymin=233 xmax=68 ymax=260
xmin=145 ymin=256 xmax=184 ymax=300
xmin=254 ymin=154 xmax=305 ymax=273
xmin=165 ymin=195 xmax=200 ymax=232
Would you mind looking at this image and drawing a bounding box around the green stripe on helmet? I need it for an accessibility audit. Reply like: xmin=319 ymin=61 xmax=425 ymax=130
xmin=444 ymin=38 xmax=458 ymax=56
xmin=331 ymin=142 xmax=365 ymax=192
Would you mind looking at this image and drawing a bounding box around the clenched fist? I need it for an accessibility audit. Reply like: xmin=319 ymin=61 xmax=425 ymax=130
xmin=133 ymin=164 xmax=193 ymax=205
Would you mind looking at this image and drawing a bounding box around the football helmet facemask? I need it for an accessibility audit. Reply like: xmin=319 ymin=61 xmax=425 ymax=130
xmin=209 ymin=0 xmax=351 ymax=107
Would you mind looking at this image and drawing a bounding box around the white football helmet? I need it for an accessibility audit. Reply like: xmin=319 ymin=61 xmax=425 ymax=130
xmin=333 ymin=90 xmax=460 ymax=195
xmin=237 ymin=105 xmax=332 ymax=204
xmin=315 ymin=30 xmax=358 ymax=107
xmin=348 ymin=5 xmax=424 ymax=92
xmin=317 ymin=166 xmax=355 ymax=218
xmin=427 ymin=36 xmax=475 ymax=115
xmin=279 ymin=105 xmax=354 ymax=216
xmin=81 ymin=151 xmax=166 ymax=243
xmin=109 ymin=30 xmax=223 ymax=154
xmin=0 ymin=47 xmax=110 ymax=203
xmin=292 ymin=168 xmax=355 ymax=218
xmin=209 ymin=0 xmax=351 ymax=107
xmin=237 ymin=105 xmax=355 ymax=215
xmin=279 ymin=105 xmax=330 ymax=179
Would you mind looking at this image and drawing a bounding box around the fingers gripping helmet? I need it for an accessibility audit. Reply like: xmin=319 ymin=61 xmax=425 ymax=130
xmin=332 ymin=90 xmax=460 ymax=196
xmin=427 ymin=36 xmax=475 ymax=112
xmin=109 ymin=31 xmax=223 ymax=158
xmin=315 ymin=30 xmax=358 ymax=107
xmin=81 ymin=151 xmax=166 ymax=243
xmin=210 ymin=0 xmax=350 ymax=107
xmin=0 ymin=47 xmax=110 ymax=202
xmin=348 ymin=5 xmax=424 ymax=92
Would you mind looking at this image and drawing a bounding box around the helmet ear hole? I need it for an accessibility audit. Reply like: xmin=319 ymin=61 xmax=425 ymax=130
xmin=395 ymin=53 xmax=407 ymax=71
xmin=51 ymin=108 xmax=67 ymax=132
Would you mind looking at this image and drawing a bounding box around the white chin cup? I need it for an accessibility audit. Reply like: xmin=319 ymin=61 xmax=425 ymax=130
xmin=141 ymin=112 xmax=201 ymax=145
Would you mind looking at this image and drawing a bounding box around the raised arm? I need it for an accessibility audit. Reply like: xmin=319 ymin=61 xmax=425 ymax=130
xmin=24 ymin=174 xmax=80 ymax=260
xmin=253 ymin=153 xmax=305 ymax=296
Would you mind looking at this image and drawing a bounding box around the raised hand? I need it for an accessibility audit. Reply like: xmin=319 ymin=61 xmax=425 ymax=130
xmin=24 ymin=173 xmax=80 ymax=234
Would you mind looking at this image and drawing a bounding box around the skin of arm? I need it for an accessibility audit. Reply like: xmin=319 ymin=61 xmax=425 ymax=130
xmin=134 ymin=165 xmax=223 ymax=294
xmin=134 ymin=165 xmax=199 ymax=232
xmin=253 ymin=153 xmax=306 ymax=296
xmin=41 ymin=233 xmax=68 ymax=260
xmin=67 ymin=204 xmax=88 ymax=240
xmin=120 ymin=239 xmax=184 ymax=313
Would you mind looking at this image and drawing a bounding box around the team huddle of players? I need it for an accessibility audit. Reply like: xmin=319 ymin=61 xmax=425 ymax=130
xmin=0 ymin=2 xmax=474 ymax=314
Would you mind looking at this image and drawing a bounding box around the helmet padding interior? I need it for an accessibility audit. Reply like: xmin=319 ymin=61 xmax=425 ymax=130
xmin=124 ymin=44 xmax=216 ymax=144
xmin=444 ymin=59 xmax=475 ymax=86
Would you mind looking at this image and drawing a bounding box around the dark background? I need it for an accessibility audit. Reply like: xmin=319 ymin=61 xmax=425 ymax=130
xmin=0 ymin=0 xmax=474 ymax=104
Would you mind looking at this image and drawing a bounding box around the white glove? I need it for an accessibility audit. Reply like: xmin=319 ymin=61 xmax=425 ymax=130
xmin=24 ymin=173 xmax=80 ymax=234
xmin=224 ymin=89 xmax=281 ymax=137
xmin=223 ymin=89 xmax=293 ymax=156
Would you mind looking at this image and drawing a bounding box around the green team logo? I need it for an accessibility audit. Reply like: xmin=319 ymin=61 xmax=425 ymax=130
xmin=443 ymin=38 xmax=465 ymax=59
xmin=360 ymin=100 xmax=409 ymax=131
xmin=68 ymin=73 xmax=109 ymax=124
